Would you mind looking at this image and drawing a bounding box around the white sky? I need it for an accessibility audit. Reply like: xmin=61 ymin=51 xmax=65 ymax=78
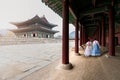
xmin=0 ymin=0 xmax=75 ymax=36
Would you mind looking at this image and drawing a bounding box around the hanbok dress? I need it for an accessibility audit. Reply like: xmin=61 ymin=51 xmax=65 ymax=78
xmin=91 ymin=40 xmax=101 ymax=56
xmin=84 ymin=41 xmax=92 ymax=56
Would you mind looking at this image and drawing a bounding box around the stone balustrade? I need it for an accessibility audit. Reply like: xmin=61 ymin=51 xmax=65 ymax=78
xmin=0 ymin=37 xmax=62 ymax=45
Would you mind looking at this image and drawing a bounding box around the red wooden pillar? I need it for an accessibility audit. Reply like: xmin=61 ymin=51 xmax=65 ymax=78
xmin=96 ymin=28 xmax=99 ymax=41
xmin=84 ymin=28 xmax=87 ymax=43
xmin=83 ymin=27 xmax=85 ymax=44
xmin=61 ymin=0 xmax=73 ymax=69
xmin=101 ymin=15 xmax=105 ymax=46
xmin=75 ymin=18 xmax=79 ymax=55
xmin=98 ymin=25 xmax=101 ymax=45
xmin=80 ymin=25 xmax=82 ymax=46
xmin=83 ymin=28 xmax=86 ymax=44
xmin=108 ymin=2 xmax=115 ymax=56
xmin=82 ymin=25 xmax=84 ymax=45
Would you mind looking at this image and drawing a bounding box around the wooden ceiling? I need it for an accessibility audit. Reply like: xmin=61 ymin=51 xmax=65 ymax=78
xmin=42 ymin=0 xmax=120 ymax=36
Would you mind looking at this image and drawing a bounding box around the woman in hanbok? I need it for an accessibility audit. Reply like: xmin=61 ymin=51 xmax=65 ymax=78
xmin=91 ymin=39 xmax=101 ymax=56
xmin=84 ymin=41 xmax=92 ymax=56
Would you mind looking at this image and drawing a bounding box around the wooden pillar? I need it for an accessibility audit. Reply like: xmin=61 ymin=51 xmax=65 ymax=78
xmin=108 ymin=2 xmax=115 ymax=56
xmin=75 ymin=18 xmax=79 ymax=55
xmin=80 ymin=25 xmax=82 ymax=46
xmin=96 ymin=28 xmax=99 ymax=41
xmin=83 ymin=28 xmax=87 ymax=43
xmin=83 ymin=28 xmax=85 ymax=44
xmin=81 ymin=25 xmax=84 ymax=45
xmin=101 ymin=15 xmax=105 ymax=46
xmin=82 ymin=28 xmax=84 ymax=44
xmin=85 ymin=30 xmax=88 ymax=42
xmin=93 ymin=0 xmax=96 ymax=7
xmin=61 ymin=0 xmax=73 ymax=69
xmin=98 ymin=25 xmax=101 ymax=45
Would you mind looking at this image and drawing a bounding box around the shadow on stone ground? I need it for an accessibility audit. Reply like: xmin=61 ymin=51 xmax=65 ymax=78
xmin=23 ymin=46 xmax=120 ymax=80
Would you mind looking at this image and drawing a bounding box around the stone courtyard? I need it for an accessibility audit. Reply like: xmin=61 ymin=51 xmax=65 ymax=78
xmin=0 ymin=39 xmax=72 ymax=80
xmin=0 ymin=38 xmax=120 ymax=80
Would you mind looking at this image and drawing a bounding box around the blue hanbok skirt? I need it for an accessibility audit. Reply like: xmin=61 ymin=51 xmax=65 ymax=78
xmin=91 ymin=44 xmax=101 ymax=56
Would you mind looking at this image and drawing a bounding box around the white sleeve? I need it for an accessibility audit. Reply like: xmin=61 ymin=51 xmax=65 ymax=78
xmin=96 ymin=41 xmax=101 ymax=48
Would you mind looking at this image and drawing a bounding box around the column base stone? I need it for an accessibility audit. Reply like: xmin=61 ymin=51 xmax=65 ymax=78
xmin=60 ymin=63 xmax=73 ymax=70
xmin=75 ymin=53 xmax=80 ymax=56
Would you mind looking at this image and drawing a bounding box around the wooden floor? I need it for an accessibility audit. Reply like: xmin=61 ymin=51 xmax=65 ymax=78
xmin=23 ymin=46 xmax=120 ymax=80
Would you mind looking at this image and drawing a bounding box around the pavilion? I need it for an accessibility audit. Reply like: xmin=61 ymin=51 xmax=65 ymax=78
xmin=42 ymin=0 xmax=120 ymax=69
xmin=10 ymin=15 xmax=58 ymax=38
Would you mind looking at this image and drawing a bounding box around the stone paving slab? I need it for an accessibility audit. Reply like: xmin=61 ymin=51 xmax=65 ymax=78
xmin=22 ymin=46 xmax=120 ymax=80
xmin=0 ymin=42 xmax=74 ymax=80
xmin=0 ymin=41 xmax=74 ymax=80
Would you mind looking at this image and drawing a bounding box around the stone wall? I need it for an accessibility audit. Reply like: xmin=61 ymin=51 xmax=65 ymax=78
xmin=0 ymin=37 xmax=61 ymax=45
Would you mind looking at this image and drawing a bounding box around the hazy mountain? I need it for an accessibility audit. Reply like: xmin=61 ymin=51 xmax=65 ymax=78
xmin=69 ymin=31 xmax=75 ymax=39
xmin=0 ymin=29 xmax=15 ymax=37
xmin=69 ymin=31 xmax=80 ymax=39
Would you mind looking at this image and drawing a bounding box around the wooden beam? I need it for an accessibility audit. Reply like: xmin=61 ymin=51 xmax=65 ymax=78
xmin=85 ymin=27 xmax=97 ymax=29
xmin=86 ymin=18 xmax=99 ymax=21
xmin=84 ymin=25 xmax=98 ymax=29
xmin=69 ymin=7 xmax=77 ymax=19
xmin=80 ymin=7 xmax=108 ymax=17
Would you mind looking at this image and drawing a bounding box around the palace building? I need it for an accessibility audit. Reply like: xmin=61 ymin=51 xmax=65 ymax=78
xmin=10 ymin=15 xmax=58 ymax=38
